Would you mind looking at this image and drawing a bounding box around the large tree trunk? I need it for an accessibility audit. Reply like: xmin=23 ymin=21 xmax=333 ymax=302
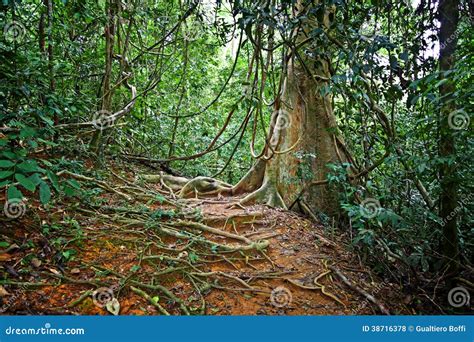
xmin=237 ymin=2 xmax=343 ymax=217
xmin=438 ymin=0 xmax=460 ymax=275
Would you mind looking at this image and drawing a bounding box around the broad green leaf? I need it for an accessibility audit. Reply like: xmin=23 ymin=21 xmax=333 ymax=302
xmin=46 ymin=170 xmax=60 ymax=192
xmin=63 ymin=184 xmax=76 ymax=197
xmin=29 ymin=173 xmax=43 ymax=186
xmin=7 ymin=185 xmax=23 ymax=200
xmin=15 ymin=174 xmax=37 ymax=192
xmin=39 ymin=182 xmax=51 ymax=204
xmin=17 ymin=160 xmax=40 ymax=173
xmin=0 ymin=170 xmax=14 ymax=179
xmin=67 ymin=179 xmax=81 ymax=189
xmin=19 ymin=127 xmax=36 ymax=139
xmin=0 ymin=180 xmax=11 ymax=187
xmin=0 ymin=160 xmax=15 ymax=168
xmin=1 ymin=151 xmax=17 ymax=159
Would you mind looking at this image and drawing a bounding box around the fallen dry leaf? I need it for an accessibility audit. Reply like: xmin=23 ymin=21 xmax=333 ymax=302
xmin=0 ymin=254 xmax=12 ymax=262
xmin=0 ymin=285 xmax=10 ymax=297
xmin=31 ymin=257 xmax=42 ymax=268
xmin=48 ymin=268 xmax=61 ymax=275
xmin=5 ymin=243 xmax=20 ymax=253
xmin=106 ymin=298 xmax=120 ymax=316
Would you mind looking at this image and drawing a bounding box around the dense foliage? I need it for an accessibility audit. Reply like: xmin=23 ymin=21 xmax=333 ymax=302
xmin=1 ymin=0 xmax=472 ymax=312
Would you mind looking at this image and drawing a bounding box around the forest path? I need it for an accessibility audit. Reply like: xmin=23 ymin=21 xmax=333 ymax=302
xmin=0 ymin=163 xmax=406 ymax=315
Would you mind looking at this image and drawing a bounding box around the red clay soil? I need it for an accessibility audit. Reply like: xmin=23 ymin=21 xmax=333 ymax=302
xmin=0 ymin=169 xmax=409 ymax=316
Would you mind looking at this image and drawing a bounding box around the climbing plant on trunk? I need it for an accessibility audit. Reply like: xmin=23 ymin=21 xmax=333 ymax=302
xmin=234 ymin=1 xmax=345 ymax=217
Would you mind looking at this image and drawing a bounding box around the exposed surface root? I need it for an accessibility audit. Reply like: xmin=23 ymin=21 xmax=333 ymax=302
xmin=141 ymin=173 xmax=232 ymax=198
xmin=239 ymin=179 xmax=286 ymax=209
xmin=178 ymin=177 xmax=232 ymax=198
xmin=0 ymin=161 xmax=406 ymax=315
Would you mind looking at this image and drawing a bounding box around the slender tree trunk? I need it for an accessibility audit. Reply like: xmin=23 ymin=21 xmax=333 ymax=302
xmin=91 ymin=0 xmax=116 ymax=152
xmin=45 ymin=0 xmax=54 ymax=93
xmin=39 ymin=9 xmax=45 ymax=54
xmin=38 ymin=6 xmax=46 ymax=125
xmin=101 ymin=0 xmax=115 ymax=112
xmin=438 ymin=0 xmax=460 ymax=275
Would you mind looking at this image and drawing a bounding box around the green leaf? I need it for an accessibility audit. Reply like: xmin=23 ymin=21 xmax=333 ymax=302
xmin=15 ymin=173 xmax=37 ymax=192
xmin=40 ymin=115 xmax=54 ymax=126
xmin=46 ymin=170 xmax=60 ymax=192
xmin=7 ymin=185 xmax=23 ymax=200
xmin=63 ymin=184 xmax=76 ymax=197
xmin=130 ymin=265 xmax=141 ymax=272
xmin=67 ymin=179 xmax=81 ymax=189
xmin=189 ymin=251 xmax=199 ymax=263
xmin=29 ymin=173 xmax=43 ymax=186
xmin=0 ymin=180 xmax=11 ymax=188
xmin=1 ymin=151 xmax=17 ymax=159
xmin=0 ymin=170 xmax=14 ymax=179
xmin=39 ymin=182 xmax=52 ymax=204
xmin=0 ymin=241 xmax=10 ymax=248
xmin=19 ymin=127 xmax=36 ymax=139
xmin=0 ymin=160 xmax=15 ymax=168
xmin=17 ymin=160 xmax=40 ymax=173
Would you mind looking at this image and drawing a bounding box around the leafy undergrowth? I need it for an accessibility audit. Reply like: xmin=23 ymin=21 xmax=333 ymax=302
xmin=0 ymin=160 xmax=408 ymax=315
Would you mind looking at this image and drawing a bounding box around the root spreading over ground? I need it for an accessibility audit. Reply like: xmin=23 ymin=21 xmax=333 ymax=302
xmin=0 ymin=162 xmax=406 ymax=315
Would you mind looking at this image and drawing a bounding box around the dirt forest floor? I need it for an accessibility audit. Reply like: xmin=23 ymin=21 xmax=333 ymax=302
xmin=0 ymin=161 xmax=410 ymax=315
